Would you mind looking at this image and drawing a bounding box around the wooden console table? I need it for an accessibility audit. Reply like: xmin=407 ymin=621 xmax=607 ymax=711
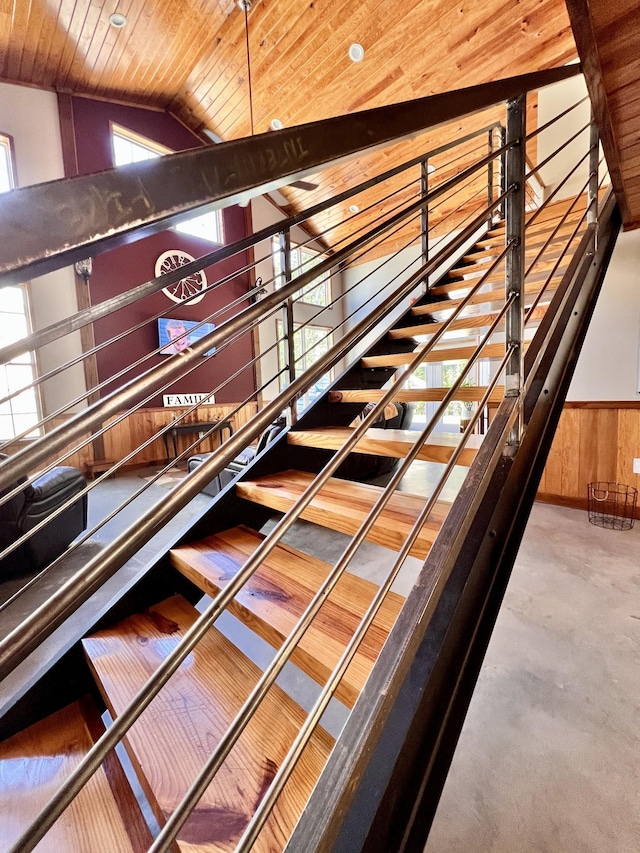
xmin=164 ymin=419 xmax=233 ymax=459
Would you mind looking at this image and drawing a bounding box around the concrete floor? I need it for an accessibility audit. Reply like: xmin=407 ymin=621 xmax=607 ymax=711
xmin=237 ymin=470 xmax=640 ymax=851
xmin=1 ymin=463 xmax=638 ymax=849
xmin=424 ymin=502 xmax=640 ymax=853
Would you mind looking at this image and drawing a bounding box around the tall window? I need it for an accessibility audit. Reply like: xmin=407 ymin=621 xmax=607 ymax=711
xmin=0 ymin=135 xmax=14 ymax=192
xmin=111 ymin=124 xmax=224 ymax=245
xmin=0 ymin=288 xmax=40 ymax=440
xmin=276 ymin=320 xmax=333 ymax=409
xmin=0 ymin=134 xmax=40 ymax=440
xmin=272 ymin=238 xmax=331 ymax=307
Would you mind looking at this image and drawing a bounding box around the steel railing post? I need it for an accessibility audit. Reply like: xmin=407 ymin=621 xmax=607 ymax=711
xmin=499 ymin=124 xmax=507 ymax=221
xmin=588 ymin=108 xmax=599 ymax=229
xmin=505 ymin=94 xmax=526 ymax=446
xmin=487 ymin=128 xmax=495 ymax=219
xmin=421 ymin=158 xmax=430 ymax=291
xmin=279 ymin=229 xmax=298 ymax=425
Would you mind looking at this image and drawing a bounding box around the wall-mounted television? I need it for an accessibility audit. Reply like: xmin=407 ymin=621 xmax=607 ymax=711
xmin=158 ymin=318 xmax=216 ymax=356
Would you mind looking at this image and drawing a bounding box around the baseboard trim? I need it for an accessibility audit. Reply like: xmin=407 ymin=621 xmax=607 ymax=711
xmin=563 ymin=400 xmax=640 ymax=409
xmin=536 ymin=492 xmax=640 ymax=520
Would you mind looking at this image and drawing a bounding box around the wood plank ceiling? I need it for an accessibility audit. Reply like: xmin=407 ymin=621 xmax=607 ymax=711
xmin=566 ymin=0 xmax=640 ymax=229
xmin=0 ymin=0 xmax=583 ymax=249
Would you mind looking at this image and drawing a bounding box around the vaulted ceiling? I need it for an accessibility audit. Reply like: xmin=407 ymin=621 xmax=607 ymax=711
xmin=0 ymin=1 xmax=576 ymax=138
xmin=0 ymin=2 xmax=637 ymax=232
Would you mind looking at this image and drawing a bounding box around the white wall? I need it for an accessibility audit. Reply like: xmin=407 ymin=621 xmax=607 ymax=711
xmin=537 ymin=75 xmax=592 ymax=201
xmin=342 ymin=226 xmax=488 ymax=361
xmin=568 ymin=228 xmax=640 ymax=401
xmin=0 ymin=82 xmax=86 ymax=415
xmin=250 ymin=194 xmax=344 ymax=401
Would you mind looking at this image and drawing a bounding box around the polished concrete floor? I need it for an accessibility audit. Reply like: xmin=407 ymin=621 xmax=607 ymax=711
xmin=1 ymin=462 xmax=638 ymax=850
xmin=424 ymin=501 xmax=640 ymax=853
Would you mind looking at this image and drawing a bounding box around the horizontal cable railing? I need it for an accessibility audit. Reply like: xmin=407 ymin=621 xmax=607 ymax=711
xmin=0 ymin=63 xmax=617 ymax=853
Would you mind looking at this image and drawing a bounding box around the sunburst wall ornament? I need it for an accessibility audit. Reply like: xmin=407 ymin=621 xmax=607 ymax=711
xmin=155 ymin=250 xmax=208 ymax=304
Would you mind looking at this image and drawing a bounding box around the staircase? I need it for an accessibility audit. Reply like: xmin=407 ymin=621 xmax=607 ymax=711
xmin=0 ymin=190 xmax=612 ymax=851
xmin=0 ymin=62 xmax=622 ymax=853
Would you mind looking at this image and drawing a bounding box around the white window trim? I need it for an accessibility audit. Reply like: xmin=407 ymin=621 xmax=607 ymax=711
xmin=272 ymin=237 xmax=331 ymax=307
xmin=110 ymin=124 xmax=224 ymax=245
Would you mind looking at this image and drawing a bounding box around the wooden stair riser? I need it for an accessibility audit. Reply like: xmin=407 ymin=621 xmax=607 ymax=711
xmin=287 ymin=427 xmax=481 ymax=467
xmin=83 ymin=595 xmax=333 ymax=853
xmin=447 ymin=247 xmax=574 ymax=281
xmin=170 ymin=526 xmax=404 ymax=710
xmin=236 ymin=470 xmax=449 ymax=560
xmin=456 ymin=243 xmax=569 ymax=268
xmin=470 ymin=219 xmax=583 ymax=253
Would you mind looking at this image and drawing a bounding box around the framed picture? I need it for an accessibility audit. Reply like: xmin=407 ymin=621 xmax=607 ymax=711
xmin=158 ymin=318 xmax=216 ymax=356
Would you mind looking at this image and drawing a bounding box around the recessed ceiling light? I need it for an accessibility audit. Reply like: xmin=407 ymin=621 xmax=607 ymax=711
xmin=109 ymin=12 xmax=127 ymax=28
xmin=349 ymin=204 xmax=360 ymax=213
xmin=349 ymin=43 xmax=365 ymax=62
xmin=427 ymin=163 xmax=437 ymax=174
xmin=270 ymin=118 xmax=284 ymax=131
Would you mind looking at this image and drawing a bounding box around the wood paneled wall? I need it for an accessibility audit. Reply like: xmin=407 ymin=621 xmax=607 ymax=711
xmin=26 ymin=403 xmax=259 ymax=477
xmin=537 ymin=402 xmax=640 ymax=516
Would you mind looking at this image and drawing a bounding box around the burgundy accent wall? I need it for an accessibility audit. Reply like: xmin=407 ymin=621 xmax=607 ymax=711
xmin=68 ymin=96 xmax=255 ymax=407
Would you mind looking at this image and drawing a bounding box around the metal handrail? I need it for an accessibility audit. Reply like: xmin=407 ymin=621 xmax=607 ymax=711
xmin=6 ymin=192 xmax=517 ymax=852
xmin=0 ymin=63 xmax=607 ymax=853
xmin=0 ymin=190 xmax=510 ymax=679
xmin=0 ymin=144 xmax=510 ymax=495
xmin=0 ymin=67 xmax=579 ymax=284
xmin=0 ymin=124 xmax=500 ymax=367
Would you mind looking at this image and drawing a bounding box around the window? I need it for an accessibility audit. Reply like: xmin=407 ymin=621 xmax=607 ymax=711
xmin=111 ymin=124 xmax=223 ymax=245
xmin=0 ymin=286 xmax=40 ymax=440
xmin=409 ymin=356 xmax=489 ymax=431
xmin=0 ymin=134 xmax=40 ymax=441
xmin=272 ymin=238 xmax=331 ymax=307
xmin=441 ymin=361 xmax=475 ymax=427
xmin=276 ymin=320 xmax=333 ymax=410
xmin=0 ymin=134 xmax=15 ymax=192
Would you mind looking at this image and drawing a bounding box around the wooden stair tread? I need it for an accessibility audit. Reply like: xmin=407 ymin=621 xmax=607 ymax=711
xmin=0 ymin=697 xmax=151 ymax=853
xmin=329 ymin=386 xmax=505 ymax=404
xmin=413 ymin=277 xmax=560 ymax=315
xmin=288 ymin=427 xmax=481 ymax=466
xmin=83 ymin=595 xmax=334 ymax=853
xmin=361 ymin=340 xmax=507 ymax=369
xmin=462 ymin=242 xmax=569 ymax=262
xmin=170 ymin=526 xmax=404 ymax=710
xmin=236 ymin=469 xmax=449 ymax=560
xmin=447 ymin=251 xmax=570 ymax=281
xmin=388 ymin=305 xmax=546 ymax=339
xmin=430 ymin=263 xmax=569 ymax=297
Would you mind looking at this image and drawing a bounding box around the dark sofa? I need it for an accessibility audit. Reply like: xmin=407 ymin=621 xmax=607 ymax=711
xmin=336 ymin=400 xmax=415 ymax=481
xmin=0 ymin=455 xmax=88 ymax=577
xmin=188 ymin=417 xmax=287 ymax=497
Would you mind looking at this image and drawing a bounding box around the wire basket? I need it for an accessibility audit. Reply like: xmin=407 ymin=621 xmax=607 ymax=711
xmin=587 ymin=482 xmax=638 ymax=530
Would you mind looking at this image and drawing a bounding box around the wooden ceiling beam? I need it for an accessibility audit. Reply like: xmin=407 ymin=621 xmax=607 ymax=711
xmin=565 ymin=0 xmax=635 ymax=227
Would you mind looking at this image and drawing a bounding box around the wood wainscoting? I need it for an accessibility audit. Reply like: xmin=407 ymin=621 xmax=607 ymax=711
xmin=36 ymin=402 xmax=259 ymax=477
xmin=537 ymin=402 xmax=640 ymax=518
